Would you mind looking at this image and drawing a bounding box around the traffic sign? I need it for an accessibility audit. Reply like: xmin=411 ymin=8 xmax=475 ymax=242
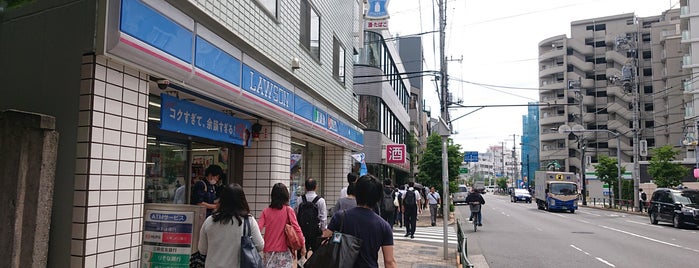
xmin=463 ymin=151 xmax=478 ymax=162
xmin=459 ymin=168 xmax=469 ymax=174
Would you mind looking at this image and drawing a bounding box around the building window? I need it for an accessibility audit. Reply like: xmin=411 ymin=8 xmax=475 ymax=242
xmin=642 ymin=33 xmax=651 ymax=42
xmin=642 ymin=51 xmax=651 ymax=59
xmin=300 ymin=0 xmax=320 ymax=60
xmin=644 ymin=85 xmax=653 ymax=93
xmin=645 ymin=121 xmax=654 ymax=128
xmin=595 ymin=74 xmax=607 ymax=81
xmin=595 ymin=58 xmax=606 ymax=64
xmin=255 ymin=0 xmax=278 ymax=18
xmin=644 ymin=103 xmax=654 ymax=111
xmin=643 ymin=68 xmax=652 ymax=76
xmin=333 ymin=37 xmax=345 ymax=84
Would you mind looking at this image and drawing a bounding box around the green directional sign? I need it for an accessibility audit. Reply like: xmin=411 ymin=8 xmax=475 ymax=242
xmin=460 ymin=168 xmax=468 ymax=174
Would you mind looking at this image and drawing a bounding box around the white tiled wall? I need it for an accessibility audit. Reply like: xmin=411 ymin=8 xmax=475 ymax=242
xmin=71 ymin=54 xmax=148 ymax=267
xmin=243 ymin=121 xmax=292 ymax=215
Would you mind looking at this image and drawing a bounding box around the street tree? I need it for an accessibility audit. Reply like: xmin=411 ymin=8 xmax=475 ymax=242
xmin=496 ymin=177 xmax=508 ymax=192
xmin=594 ymin=155 xmax=625 ymax=205
xmin=647 ymin=145 xmax=688 ymax=188
xmin=417 ymin=133 xmax=463 ymax=194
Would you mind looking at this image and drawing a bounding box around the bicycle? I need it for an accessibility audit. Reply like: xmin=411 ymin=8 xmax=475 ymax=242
xmin=469 ymin=201 xmax=481 ymax=232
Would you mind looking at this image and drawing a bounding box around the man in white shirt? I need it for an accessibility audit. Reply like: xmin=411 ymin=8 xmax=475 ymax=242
xmin=427 ymin=187 xmax=441 ymax=226
xmin=296 ymin=178 xmax=327 ymax=252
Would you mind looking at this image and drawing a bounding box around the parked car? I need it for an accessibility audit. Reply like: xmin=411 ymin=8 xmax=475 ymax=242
xmin=452 ymin=185 xmax=469 ymax=205
xmin=510 ymin=188 xmax=532 ymax=203
xmin=648 ymin=188 xmax=699 ymax=229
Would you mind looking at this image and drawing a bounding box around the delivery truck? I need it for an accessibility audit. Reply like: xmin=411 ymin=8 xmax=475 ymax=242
xmin=534 ymin=171 xmax=578 ymax=213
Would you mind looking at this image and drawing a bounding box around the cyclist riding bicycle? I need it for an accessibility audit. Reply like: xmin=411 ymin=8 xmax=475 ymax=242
xmin=465 ymin=188 xmax=485 ymax=226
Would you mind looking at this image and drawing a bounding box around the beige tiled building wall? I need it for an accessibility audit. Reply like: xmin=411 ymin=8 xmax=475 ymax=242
xmin=71 ymin=55 xmax=149 ymax=267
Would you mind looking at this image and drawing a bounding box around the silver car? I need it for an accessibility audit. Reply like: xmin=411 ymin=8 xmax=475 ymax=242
xmin=452 ymin=185 xmax=469 ymax=205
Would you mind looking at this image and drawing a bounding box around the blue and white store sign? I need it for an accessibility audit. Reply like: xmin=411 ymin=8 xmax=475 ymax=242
xmin=160 ymin=94 xmax=252 ymax=146
xmin=105 ymin=0 xmax=364 ymax=149
xmin=366 ymin=0 xmax=390 ymax=19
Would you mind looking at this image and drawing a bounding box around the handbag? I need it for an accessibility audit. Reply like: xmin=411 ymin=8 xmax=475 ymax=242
xmin=189 ymin=250 xmax=206 ymax=268
xmin=241 ymin=216 xmax=264 ymax=268
xmin=285 ymin=206 xmax=304 ymax=251
xmin=305 ymin=210 xmax=362 ymax=268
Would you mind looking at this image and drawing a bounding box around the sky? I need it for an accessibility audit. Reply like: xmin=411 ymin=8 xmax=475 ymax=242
xmin=387 ymin=0 xmax=678 ymax=153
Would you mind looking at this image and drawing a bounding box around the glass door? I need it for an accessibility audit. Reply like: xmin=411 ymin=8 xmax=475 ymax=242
xmin=145 ymin=138 xmax=188 ymax=204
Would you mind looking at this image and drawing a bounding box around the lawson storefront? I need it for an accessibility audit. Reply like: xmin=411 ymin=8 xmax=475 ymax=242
xmin=66 ymin=0 xmax=363 ymax=266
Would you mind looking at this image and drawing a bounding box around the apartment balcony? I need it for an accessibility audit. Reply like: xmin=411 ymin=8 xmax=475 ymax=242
xmin=540 ymin=80 xmax=565 ymax=92
xmin=583 ymin=95 xmax=595 ymax=106
xmin=540 ymin=114 xmax=566 ymax=125
xmin=539 ymin=64 xmax=566 ymax=78
xmin=607 ymin=102 xmax=633 ymax=120
xmin=540 ymin=131 xmax=567 ymax=142
xmin=607 ymin=120 xmax=632 ymax=135
xmin=582 ymin=113 xmax=596 ymax=124
xmin=607 ymin=85 xmax=632 ymax=103
xmin=609 ymin=136 xmax=633 ymax=151
xmin=567 ymin=56 xmax=593 ymax=72
xmin=581 ymin=78 xmax=594 ymax=88
xmin=540 ymin=48 xmax=565 ymax=61
xmin=605 ymin=50 xmax=629 ymax=65
xmin=567 ymin=38 xmax=593 ymax=55
xmin=540 ymin=147 xmax=566 ymax=158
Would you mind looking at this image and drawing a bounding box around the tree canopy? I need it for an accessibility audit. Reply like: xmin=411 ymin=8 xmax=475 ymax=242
xmin=647 ymin=145 xmax=687 ymax=188
xmin=416 ymin=133 xmax=462 ymax=193
xmin=594 ymin=155 xmax=625 ymax=199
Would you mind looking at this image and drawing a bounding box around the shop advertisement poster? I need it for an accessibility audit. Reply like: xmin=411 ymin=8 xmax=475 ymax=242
xmin=160 ymin=93 xmax=252 ymax=146
xmin=142 ymin=210 xmax=195 ymax=268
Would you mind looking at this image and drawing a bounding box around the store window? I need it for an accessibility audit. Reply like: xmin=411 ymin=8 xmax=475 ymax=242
xmin=146 ymin=94 xmax=241 ymax=205
xmin=290 ymin=138 xmax=325 ymax=208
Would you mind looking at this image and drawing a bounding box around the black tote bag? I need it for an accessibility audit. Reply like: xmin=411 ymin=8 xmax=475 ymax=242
xmin=240 ymin=216 xmax=264 ymax=268
xmin=305 ymin=210 xmax=362 ymax=268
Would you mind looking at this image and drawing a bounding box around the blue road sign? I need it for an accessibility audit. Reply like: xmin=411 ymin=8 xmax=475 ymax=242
xmin=463 ymin=151 xmax=479 ymax=162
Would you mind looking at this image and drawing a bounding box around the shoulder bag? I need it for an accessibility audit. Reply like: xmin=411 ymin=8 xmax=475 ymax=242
xmin=285 ymin=206 xmax=304 ymax=251
xmin=240 ymin=216 xmax=264 ymax=268
xmin=305 ymin=210 xmax=362 ymax=268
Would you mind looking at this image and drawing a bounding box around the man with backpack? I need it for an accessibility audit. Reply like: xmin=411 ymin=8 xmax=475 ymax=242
xmin=380 ymin=179 xmax=397 ymax=228
xmin=639 ymin=188 xmax=647 ymax=212
xmin=295 ymin=178 xmax=327 ymax=256
xmin=401 ymin=181 xmax=421 ymax=239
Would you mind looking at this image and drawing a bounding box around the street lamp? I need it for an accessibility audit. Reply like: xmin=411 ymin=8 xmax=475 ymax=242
xmin=558 ymin=124 xmax=622 ymax=207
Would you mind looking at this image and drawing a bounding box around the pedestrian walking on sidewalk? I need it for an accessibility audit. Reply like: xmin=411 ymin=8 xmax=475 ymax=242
xmin=639 ymin=189 xmax=647 ymax=212
xmin=402 ymin=181 xmax=421 ymax=238
xmin=323 ymin=174 xmax=397 ymax=268
xmin=427 ymin=187 xmax=441 ymax=226
xmin=380 ymin=179 xmax=397 ymax=228
xmin=396 ymin=185 xmax=406 ymax=228
xmin=258 ymin=183 xmax=305 ymax=267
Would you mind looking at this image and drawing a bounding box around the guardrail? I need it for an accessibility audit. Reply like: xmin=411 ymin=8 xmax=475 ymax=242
xmin=589 ymin=198 xmax=647 ymax=212
xmin=456 ymin=219 xmax=474 ymax=268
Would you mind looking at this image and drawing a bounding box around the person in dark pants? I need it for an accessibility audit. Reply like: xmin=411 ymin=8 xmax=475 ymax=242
xmin=380 ymin=179 xmax=397 ymax=228
xmin=639 ymin=188 xmax=647 ymax=212
xmin=427 ymin=187 xmax=441 ymax=226
xmin=401 ymin=181 xmax=421 ymax=239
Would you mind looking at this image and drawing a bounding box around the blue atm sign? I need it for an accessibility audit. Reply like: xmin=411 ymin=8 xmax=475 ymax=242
xmin=463 ymin=151 xmax=479 ymax=162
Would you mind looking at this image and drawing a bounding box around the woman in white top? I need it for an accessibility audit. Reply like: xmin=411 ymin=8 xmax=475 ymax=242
xmin=198 ymin=184 xmax=264 ymax=268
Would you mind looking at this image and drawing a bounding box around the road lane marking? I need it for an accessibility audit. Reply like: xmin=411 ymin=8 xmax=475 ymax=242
xmin=595 ymin=257 xmax=616 ymax=267
xmin=500 ymin=211 xmax=510 ymax=217
xmin=571 ymin=245 xmax=615 ymax=267
xmin=579 ymin=211 xmax=601 ymax=217
xmin=625 ymin=220 xmax=662 ymax=228
xmin=599 ymin=225 xmax=699 ymax=253
xmin=536 ymin=228 xmax=543 ymax=232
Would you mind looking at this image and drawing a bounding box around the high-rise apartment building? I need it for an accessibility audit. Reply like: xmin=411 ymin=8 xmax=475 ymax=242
xmin=537 ymin=12 xmax=682 ymax=181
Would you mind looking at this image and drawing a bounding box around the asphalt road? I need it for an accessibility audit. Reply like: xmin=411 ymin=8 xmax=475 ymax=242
xmin=455 ymin=193 xmax=699 ymax=268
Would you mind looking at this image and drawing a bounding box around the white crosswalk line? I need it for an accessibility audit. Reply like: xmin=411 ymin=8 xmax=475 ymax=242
xmin=392 ymin=226 xmax=458 ymax=245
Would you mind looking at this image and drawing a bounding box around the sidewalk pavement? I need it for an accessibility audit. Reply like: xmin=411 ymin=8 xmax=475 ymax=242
xmin=378 ymin=209 xmax=458 ymax=268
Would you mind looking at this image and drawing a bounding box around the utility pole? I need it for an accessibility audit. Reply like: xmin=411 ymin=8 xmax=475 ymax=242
xmin=512 ymin=134 xmax=519 ymax=188
xmin=437 ymin=0 xmax=450 ymax=260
